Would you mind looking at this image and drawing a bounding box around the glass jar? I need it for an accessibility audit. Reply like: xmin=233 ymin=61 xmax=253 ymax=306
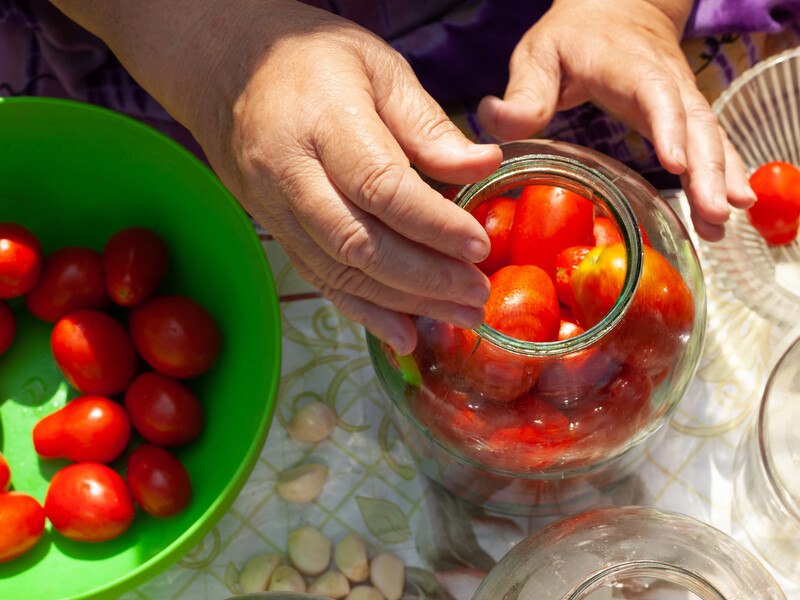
xmin=733 ymin=323 xmax=800 ymax=581
xmin=471 ymin=506 xmax=786 ymax=600
xmin=368 ymin=140 xmax=706 ymax=515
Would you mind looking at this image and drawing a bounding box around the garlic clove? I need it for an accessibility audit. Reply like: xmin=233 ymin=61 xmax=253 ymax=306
xmin=267 ymin=565 xmax=307 ymax=593
xmin=369 ymin=552 xmax=405 ymax=600
xmin=277 ymin=463 xmax=328 ymax=504
xmin=287 ymin=401 xmax=336 ymax=442
xmin=334 ymin=532 xmax=370 ymax=582
xmin=239 ymin=552 xmax=281 ymax=594
xmin=288 ymin=525 xmax=333 ymax=576
xmin=345 ymin=585 xmax=385 ymax=600
xmin=308 ymin=570 xmax=352 ymax=599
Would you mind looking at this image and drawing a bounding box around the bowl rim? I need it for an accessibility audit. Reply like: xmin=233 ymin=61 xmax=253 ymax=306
xmin=0 ymin=96 xmax=282 ymax=600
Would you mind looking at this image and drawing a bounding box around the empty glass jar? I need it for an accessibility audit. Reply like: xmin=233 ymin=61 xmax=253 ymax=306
xmin=472 ymin=506 xmax=786 ymax=600
xmin=733 ymin=323 xmax=800 ymax=581
xmin=368 ymin=140 xmax=706 ymax=515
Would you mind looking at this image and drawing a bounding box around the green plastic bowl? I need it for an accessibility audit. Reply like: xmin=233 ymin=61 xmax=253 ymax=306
xmin=0 ymin=98 xmax=281 ymax=599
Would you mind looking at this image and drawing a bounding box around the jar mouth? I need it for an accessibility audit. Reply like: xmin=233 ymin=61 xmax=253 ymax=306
xmin=565 ymin=561 xmax=727 ymax=600
xmin=453 ymin=147 xmax=644 ymax=356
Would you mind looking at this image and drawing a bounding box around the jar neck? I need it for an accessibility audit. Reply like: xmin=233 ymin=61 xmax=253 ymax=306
xmin=566 ymin=561 xmax=726 ymax=600
xmin=454 ymin=147 xmax=644 ymax=356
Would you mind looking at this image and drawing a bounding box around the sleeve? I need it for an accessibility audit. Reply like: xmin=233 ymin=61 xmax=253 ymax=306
xmin=686 ymin=0 xmax=800 ymax=37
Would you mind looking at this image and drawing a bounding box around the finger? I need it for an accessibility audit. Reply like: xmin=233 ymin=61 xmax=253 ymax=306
xmin=365 ymin=56 xmax=503 ymax=183
xmin=269 ymin=182 xmax=491 ymax=309
xmin=720 ymin=126 xmax=757 ymax=209
xmin=683 ymin=173 xmax=726 ymax=242
xmin=282 ymin=245 xmax=484 ymax=354
xmin=476 ymin=37 xmax=562 ymax=141
xmin=310 ymin=90 xmax=495 ymax=264
xmin=678 ymin=87 xmax=731 ymax=226
xmin=569 ymin=48 xmax=690 ymax=176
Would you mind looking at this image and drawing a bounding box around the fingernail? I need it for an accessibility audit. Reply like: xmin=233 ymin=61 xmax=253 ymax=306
xmin=670 ymin=146 xmax=687 ymax=169
xmin=452 ymin=306 xmax=485 ymax=330
xmin=713 ymin=193 xmax=729 ymax=211
xmin=388 ymin=334 xmax=414 ymax=357
xmin=745 ymin=185 xmax=758 ymax=203
xmin=463 ymin=283 xmax=490 ymax=307
xmin=467 ymin=143 xmax=500 ymax=155
xmin=461 ymin=238 xmax=490 ymax=262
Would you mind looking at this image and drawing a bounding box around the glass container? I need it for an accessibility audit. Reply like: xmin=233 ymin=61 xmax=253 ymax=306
xmin=733 ymin=322 xmax=800 ymax=581
xmin=472 ymin=505 xmax=786 ymax=600
xmin=368 ymin=140 xmax=706 ymax=515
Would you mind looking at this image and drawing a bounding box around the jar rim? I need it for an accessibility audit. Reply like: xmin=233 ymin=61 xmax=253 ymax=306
xmin=453 ymin=146 xmax=644 ymax=356
xmin=566 ymin=561 xmax=726 ymax=600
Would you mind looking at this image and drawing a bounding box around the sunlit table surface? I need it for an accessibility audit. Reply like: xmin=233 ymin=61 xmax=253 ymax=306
xmin=122 ymin=192 xmax=800 ymax=600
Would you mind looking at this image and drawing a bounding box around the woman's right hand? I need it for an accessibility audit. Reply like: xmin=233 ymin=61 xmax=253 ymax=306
xmin=49 ymin=0 xmax=504 ymax=354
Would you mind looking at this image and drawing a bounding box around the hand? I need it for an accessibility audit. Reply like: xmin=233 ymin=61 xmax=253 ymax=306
xmin=49 ymin=0 xmax=503 ymax=354
xmin=477 ymin=0 xmax=756 ymax=241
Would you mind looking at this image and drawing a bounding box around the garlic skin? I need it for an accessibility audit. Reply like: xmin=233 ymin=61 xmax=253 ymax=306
xmin=287 ymin=401 xmax=336 ymax=442
xmin=288 ymin=526 xmax=333 ymax=576
xmin=239 ymin=553 xmax=281 ymax=594
xmin=277 ymin=463 xmax=328 ymax=503
xmin=369 ymin=552 xmax=405 ymax=600
xmin=334 ymin=532 xmax=370 ymax=582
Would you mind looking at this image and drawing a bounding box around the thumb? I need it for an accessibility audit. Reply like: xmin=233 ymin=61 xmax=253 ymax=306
xmin=477 ymin=41 xmax=562 ymax=141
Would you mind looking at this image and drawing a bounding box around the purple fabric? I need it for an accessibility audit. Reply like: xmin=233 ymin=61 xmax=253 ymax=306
xmin=3 ymin=0 xmax=800 ymax=186
xmin=686 ymin=0 xmax=800 ymax=36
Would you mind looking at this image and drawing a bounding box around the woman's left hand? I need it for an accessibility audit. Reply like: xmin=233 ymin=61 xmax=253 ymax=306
xmin=477 ymin=0 xmax=755 ymax=241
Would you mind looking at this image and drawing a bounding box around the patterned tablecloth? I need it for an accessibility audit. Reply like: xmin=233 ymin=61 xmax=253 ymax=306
xmin=114 ymin=30 xmax=800 ymax=600
xmin=116 ymin=190 xmax=800 ymax=600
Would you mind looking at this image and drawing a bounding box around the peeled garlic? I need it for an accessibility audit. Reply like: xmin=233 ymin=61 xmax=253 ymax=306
xmin=268 ymin=565 xmax=307 ymax=593
xmin=277 ymin=463 xmax=328 ymax=503
xmin=239 ymin=553 xmax=281 ymax=594
xmin=345 ymin=585 xmax=385 ymax=600
xmin=288 ymin=526 xmax=333 ymax=576
xmin=334 ymin=533 xmax=369 ymax=582
xmin=287 ymin=401 xmax=336 ymax=442
xmin=369 ymin=552 xmax=405 ymax=600
xmin=308 ymin=570 xmax=351 ymax=599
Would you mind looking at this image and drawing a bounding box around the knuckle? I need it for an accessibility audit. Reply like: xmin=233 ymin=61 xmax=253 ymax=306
xmin=355 ymin=160 xmax=406 ymax=214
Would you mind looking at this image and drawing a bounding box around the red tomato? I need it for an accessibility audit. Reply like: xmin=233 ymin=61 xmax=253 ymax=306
xmin=103 ymin=227 xmax=169 ymax=306
xmin=125 ymin=372 xmax=204 ymax=447
xmin=0 ymin=300 xmax=15 ymax=356
xmin=32 ymin=395 xmax=131 ymax=463
xmin=25 ymin=246 xmax=111 ymax=322
xmin=485 ymin=395 xmax=574 ymax=471
xmin=0 ymin=222 xmax=42 ymax=299
xmin=0 ymin=451 xmax=10 ymax=491
xmin=485 ymin=264 xmax=560 ymax=342
xmin=558 ymin=306 xmax=585 ymax=340
xmin=454 ymin=265 xmax=559 ymax=402
xmin=571 ymin=243 xmax=694 ymax=375
xmin=126 ymin=444 xmax=192 ymax=518
xmin=471 ymin=195 xmax=517 ymax=276
xmin=509 ymin=185 xmax=595 ymax=277
xmin=45 ymin=462 xmax=135 ymax=542
xmin=129 ymin=295 xmax=222 ymax=379
xmin=747 ymin=160 xmax=800 ymax=245
xmin=554 ymin=245 xmax=593 ymax=308
xmin=592 ymin=216 xmax=622 ymax=246
xmin=51 ymin=310 xmax=139 ymax=396
xmin=565 ymin=363 xmax=653 ymax=463
xmin=0 ymin=492 xmax=45 ymax=563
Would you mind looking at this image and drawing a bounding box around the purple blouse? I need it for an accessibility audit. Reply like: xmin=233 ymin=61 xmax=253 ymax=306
xmin=2 ymin=0 xmax=800 ymax=187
